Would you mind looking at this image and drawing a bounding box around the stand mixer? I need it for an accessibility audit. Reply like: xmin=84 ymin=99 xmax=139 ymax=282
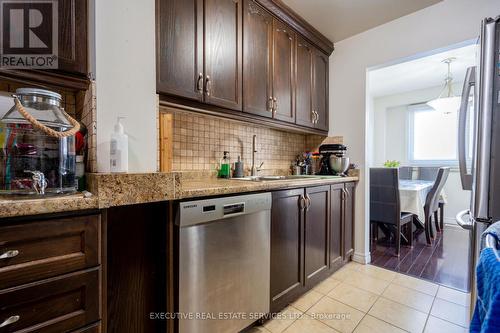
xmin=317 ymin=144 xmax=350 ymax=176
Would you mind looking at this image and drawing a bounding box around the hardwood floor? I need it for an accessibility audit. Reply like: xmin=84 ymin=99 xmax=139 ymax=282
xmin=370 ymin=225 xmax=471 ymax=292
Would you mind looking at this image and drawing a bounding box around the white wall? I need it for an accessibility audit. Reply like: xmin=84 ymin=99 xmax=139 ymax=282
xmin=329 ymin=0 xmax=500 ymax=263
xmin=95 ymin=0 xmax=157 ymax=173
xmin=371 ymin=84 xmax=471 ymax=226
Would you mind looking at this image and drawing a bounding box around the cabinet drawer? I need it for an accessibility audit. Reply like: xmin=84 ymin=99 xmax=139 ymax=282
xmin=0 ymin=214 xmax=100 ymax=289
xmin=0 ymin=269 xmax=100 ymax=333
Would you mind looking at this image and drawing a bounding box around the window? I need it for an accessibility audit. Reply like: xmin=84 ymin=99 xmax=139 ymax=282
xmin=408 ymin=103 xmax=473 ymax=166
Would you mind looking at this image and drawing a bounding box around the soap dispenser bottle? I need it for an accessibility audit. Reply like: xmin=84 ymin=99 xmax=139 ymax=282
xmin=218 ymin=151 xmax=231 ymax=179
xmin=110 ymin=117 xmax=129 ymax=173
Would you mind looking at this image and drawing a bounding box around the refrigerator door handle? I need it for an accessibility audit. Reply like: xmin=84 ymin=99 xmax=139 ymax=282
xmin=456 ymin=209 xmax=473 ymax=230
xmin=458 ymin=66 xmax=475 ymax=191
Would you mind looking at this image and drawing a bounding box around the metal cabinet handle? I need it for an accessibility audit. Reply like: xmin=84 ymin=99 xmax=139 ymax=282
xmin=268 ymin=97 xmax=274 ymax=112
xmin=205 ymin=75 xmax=211 ymax=96
xmin=0 ymin=250 xmax=19 ymax=260
xmin=299 ymin=195 xmax=306 ymax=211
xmin=305 ymin=194 xmax=311 ymax=212
xmin=341 ymin=188 xmax=347 ymax=200
xmin=196 ymin=73 xmax=203 ymax=93
xmin=315 ymin=111 xmax=319 ymax=124
xmin=0 ymin=315 xmax=20 ymax=328
xmin=273 ymin=98 xmax=277 ymax=114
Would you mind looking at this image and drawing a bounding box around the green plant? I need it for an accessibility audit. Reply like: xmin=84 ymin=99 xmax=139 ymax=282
xmin=384 ymin=160 xmax=401 ymax=168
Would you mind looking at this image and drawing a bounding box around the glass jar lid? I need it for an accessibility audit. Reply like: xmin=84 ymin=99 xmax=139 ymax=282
xmin=0 ymin=88 xmax=71 ymax=128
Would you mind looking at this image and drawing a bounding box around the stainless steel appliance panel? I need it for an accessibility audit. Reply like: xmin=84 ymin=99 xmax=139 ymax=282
xmin=472 ymin=18 xmax=498 ymax=221
xmin=178 ymin=193 xmax=271 ymax=333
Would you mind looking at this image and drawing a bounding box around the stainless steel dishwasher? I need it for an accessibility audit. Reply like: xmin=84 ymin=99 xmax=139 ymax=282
xmin=177 ymin=192 xmax=271 ymax=333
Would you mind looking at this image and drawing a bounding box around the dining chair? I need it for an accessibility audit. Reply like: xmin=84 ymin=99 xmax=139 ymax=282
xmin=423 ymin=167 xmax=450 ymax=244
xmin=417 ymin=167 xmax=439 ymax=181
xmin=370 ymin=168 xmax=414 ymax=256
xmin=399 ymin=166 xmax=413 ymax=180
xmin=418 ymin=166 xmax=446 ymax=232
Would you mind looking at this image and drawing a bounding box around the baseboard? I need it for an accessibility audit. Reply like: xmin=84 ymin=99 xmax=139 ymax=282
xmin=352 ymin=252 xmax=371 ymax=264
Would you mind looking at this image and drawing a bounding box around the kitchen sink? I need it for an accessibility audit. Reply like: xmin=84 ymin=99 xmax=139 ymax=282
xmin=232 ymin=175 xmax=341 ymax=182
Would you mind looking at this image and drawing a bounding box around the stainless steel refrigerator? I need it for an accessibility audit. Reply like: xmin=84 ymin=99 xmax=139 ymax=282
xmin=456 ymin=16 xmax=500 ymax=313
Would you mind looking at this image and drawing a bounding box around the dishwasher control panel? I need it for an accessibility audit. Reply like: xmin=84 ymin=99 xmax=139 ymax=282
xmin=177 ymin=192 xmax=272 ymax=227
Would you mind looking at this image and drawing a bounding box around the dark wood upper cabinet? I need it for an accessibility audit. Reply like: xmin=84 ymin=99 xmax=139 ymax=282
xmin=330 ymin=184 xmax=343 ymax=269
xmin=270 ymin=188 xmax=304 ymax=312
xmin=242 ymin=0 xmax=273 ymax=117
xmin=295 ymin=36 xmax=313 ymax=128
xmin=157 ymin=0 xmax=203 ymax=101
xmin=157 ymin=0 xmax=332 ymax=134
xmin=313 ymin=50 xmax=329 ymax=131
xmin=304 ymin=185 xmax=330 ymax=287
xmin=57 ymin=0 xmax=88 ymax=76
xmin=343 ymin=182 xmax=355 ymax=261
xmin=204 ymin=0 xmax=243 ymax=110
xmin=271 ymin=18 xmax=295 ymax=123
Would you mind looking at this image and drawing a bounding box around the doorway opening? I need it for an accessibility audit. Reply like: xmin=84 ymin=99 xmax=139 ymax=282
xmin=366 ymin=42 xmax=475 ymax=292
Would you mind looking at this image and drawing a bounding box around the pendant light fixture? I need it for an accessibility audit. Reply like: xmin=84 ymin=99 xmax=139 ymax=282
xmin=427 ymin=57 xmax=461 ymax=114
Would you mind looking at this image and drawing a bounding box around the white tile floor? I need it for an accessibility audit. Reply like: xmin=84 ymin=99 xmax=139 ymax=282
xmin=250 ymin=262 xmax=471 ymax=333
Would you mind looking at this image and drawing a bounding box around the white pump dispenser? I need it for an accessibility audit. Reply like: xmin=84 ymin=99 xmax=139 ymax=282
xmin=110 ymin=117 xmax=129 ymax=173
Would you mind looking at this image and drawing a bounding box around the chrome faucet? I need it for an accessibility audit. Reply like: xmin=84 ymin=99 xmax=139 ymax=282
xmin=24 ymin=170 xmax=48 ymax=195
xmin=251 ymin=135 xmax=264 ymax=176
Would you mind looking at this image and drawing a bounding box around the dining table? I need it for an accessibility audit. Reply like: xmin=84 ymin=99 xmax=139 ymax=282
xmin=399 ymin=179 xmax=447 ymax=225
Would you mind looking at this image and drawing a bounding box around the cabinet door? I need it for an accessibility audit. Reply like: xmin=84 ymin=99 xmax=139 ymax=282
xmin=57 ymin=0 xmax=88 ymax=76
xmin=204 ymin=0 xmax=243 ymax=110
xmin=157 ymin=0 xmax=203 ymax=100
xmin=304 ymin=185 xmax=330 ymax=287
xmin=295 ymin=36 xmax=314 ymax=128
xmin=270 ymin=188 xmax=305 ymax=312
xmin=313 ymin=50 xmax=329 ymax=131
xmin=272 ymin=19 xmax=295 ymax=123
xmin=242 ymin=0 xmax=273 ymax=118
xmin=343 ymin=182 xmax=355 ymax=261
xmin=330 ymin=184 xmax=343 ymax=270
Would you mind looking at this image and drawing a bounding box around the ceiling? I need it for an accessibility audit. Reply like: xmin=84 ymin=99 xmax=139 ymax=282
xmin=281 ymin=0 xmax=443 ymax=42
xmin=368 ymin=44 xmax=476 ymax=98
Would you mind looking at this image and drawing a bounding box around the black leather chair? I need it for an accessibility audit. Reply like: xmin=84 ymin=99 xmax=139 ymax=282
xmin=370 ymin=168 xmax=414 ymax=256
xmin=399 ymin=166 xmax=413 ymax=180
xmin=418 ymin=167 xmax=447 ymax=232
xmin=423 ymin=167 xmax=450 ymax=244
xmin=417 ymin=167 xmax=439 ymax=181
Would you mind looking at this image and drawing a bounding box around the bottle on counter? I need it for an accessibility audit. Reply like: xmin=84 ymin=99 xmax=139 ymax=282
xmin=233 ymin=155 xmax=244 ymax=178
xmin=218 ymin=151 xmax=231 ymax=179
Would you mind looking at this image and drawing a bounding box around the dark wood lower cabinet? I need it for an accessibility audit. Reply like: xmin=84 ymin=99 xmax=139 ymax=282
xmin=0 ymin=269 xmax=99 ymax=333
xmin=270 ymin=188 xmax=304 ymax=313
xmin=330 ymin=184 xmax=343 ymax=270
xmin=0 ymin=211 xmax=102 ymax=333
xmin=270 ymin=182 xmax=356 ymax=313
xmin=343 ymin=182 xmax=356 ymax=261
xmin=304 ymin=185 xmax=330 ymax=287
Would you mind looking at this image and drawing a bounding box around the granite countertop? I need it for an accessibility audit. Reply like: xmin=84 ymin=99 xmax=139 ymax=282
xmin=0 ymin=193 xmax=99 ymax=218
xmin=177 ymin=176 xmax=358 ymax=200
xmin=0 ymin=171 xmax=359 ymax=218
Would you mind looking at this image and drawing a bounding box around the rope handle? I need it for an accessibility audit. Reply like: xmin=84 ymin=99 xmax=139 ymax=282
xmin=13 ymin=97 xmax=80 ymax=138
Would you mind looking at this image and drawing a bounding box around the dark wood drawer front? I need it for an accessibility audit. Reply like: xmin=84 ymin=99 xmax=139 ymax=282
xmin=0 ymin=269 xmax=99 ymax=333
xmin=0 ymin=215 xmax=100 ymax=289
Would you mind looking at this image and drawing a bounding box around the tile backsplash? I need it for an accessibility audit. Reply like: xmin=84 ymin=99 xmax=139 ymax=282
xmin=161 ymin=106 xmax=342 ymax=174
